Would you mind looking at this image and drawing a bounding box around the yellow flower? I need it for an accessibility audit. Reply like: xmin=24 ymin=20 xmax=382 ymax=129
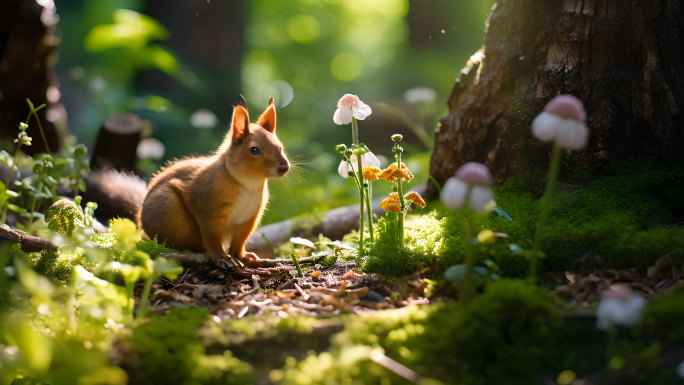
xmin=362 ymin=166 xmax=382 ymax=182
xmin=379 ymin=162 xmax=413 ymax=182
xmin=403 ymin=191 xmax=426 ymax=207
xmin=380 ymin=193 xmax=401 ymax=213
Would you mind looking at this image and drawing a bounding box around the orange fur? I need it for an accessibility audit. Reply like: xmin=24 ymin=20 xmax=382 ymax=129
xmin=138 ymin=98 xmax=289 ymax=268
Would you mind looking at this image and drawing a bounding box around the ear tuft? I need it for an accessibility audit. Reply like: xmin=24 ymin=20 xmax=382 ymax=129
xmin=257 ymin=98 xmax=277 ymax=133
xmin=231 ymin=104 xmax=250 ymax=144
xmin=269 ymin=97 xmax=274 ymax=106
xmin=237 ymin=94 xmax=247 ymax=108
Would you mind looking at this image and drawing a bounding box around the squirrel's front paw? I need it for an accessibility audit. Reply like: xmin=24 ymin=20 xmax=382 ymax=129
xmin=239 ymin=252 xmax=262 ymax=267
xmin=215 ymin=257 xmax=244 ymax=271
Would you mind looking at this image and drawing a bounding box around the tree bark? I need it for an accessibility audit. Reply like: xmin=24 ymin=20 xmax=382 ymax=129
xmin=427 ymin=0 xmax=684 ymax=198
xmin=0 ymin=0 xmax=66 ymax=154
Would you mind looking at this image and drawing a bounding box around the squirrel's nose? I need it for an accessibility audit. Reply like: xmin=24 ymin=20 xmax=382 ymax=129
xmin=277 ymin=158 xmax=290 ymax=176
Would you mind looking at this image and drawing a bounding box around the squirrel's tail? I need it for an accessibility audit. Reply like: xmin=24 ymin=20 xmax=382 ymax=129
xmin=83 ymin=170 xmax=147 ymax=223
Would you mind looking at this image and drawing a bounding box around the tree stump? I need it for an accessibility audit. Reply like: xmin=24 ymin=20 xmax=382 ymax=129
xmin=90 ymin=113 xmax=144 ymax=172
xmin=427 ymin=0 xmax=684 ymax=198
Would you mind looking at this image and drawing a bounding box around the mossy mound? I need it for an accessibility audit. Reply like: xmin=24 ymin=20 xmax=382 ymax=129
xmin=278 ymin=279 xmax=563 ymax=385
xmin=366 ymin=163 xmax=684 ymax=278
xmin=122 ymin=307 xmax=254 ymax=385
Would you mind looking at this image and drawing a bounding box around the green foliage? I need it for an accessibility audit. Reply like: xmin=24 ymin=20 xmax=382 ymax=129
xmin=45 ymin=199 xmax=83 ymax=238
xmin=0 ymin=259 xmax=129 ymax=385
xmin=279 ymin=280 xmax=563 ymax=385
xmin=124 ymin=307 xmax=253 ymax=385
xmin=365 ymin=210 xmax=447 ymax=276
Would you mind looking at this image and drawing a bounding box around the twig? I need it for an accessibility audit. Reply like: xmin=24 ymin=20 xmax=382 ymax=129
xmin=0 ymin=225 xmax=57 ymax=252
xmin=370 ymin=350 xmax=426 ymax=383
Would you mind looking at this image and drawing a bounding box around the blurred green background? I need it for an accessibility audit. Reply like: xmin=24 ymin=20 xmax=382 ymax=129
xmin=52 ymin=0 xmax=494 ymax=224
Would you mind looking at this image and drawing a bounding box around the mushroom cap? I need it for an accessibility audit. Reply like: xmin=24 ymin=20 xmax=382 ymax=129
xmin=544 ymin=94 xmax=586 ymax=121
xmin=455 ymin=161 xmax=493 ymax=187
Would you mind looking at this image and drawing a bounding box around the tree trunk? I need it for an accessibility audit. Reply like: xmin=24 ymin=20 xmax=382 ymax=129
xmin=139 ymin=0 xmax=246 ymax=113
xmin=0 ymin=0 xmax=66 ymax=154
xmin=427 ymin=0 xmax=684 ymax=198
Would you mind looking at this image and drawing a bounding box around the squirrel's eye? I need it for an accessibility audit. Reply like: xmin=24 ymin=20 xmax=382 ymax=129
xmin=250 ymin=146 xmax=260 ymax=155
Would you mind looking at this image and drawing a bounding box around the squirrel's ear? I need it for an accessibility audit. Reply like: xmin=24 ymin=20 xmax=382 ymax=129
xmin=256 ymin=98 xmax=276 ymax=133
xmin=231 ymin=104 xmax=250 ymax=144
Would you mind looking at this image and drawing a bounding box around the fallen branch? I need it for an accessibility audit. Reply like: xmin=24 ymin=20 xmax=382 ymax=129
xmin=246 ymin=186 xmax=426 ymax=258
xmin=0 ymin=225 xmax=57 ymax=252
xmin=370 ymin=350 xmax=430 ymax=383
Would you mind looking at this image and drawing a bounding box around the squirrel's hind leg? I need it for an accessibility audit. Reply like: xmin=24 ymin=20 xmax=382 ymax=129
xmin=140 ymin=182 xmax=202 ymax=251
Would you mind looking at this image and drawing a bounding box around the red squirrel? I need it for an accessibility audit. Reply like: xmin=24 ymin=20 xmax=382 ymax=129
xmin=137 ymin=98 xmax=289 ymax=269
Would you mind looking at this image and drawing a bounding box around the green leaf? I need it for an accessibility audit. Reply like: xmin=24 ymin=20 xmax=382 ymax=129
xmin=444 ymin=264 xmax=488 ymax=283
xmin=109 ymin=218 xmax=141 ymax=250
xmin=151 ymin=256 xmax=182 ymax=280
xmin=290 ymin=236 xmax=316 ymax=249
xmin=143 ymin=45 xmax=179 ymax=75
xmin=71 ymin=266 xmax=131 ymax=310
xmin=85 ymin=9 xmax=169 ymax=52
xmin=102 ymin=261 xmax=147 ymax=285
xmin=14 ymin=258 xmax=54 ymax=298
xmin=1 ymin=317 xmax=52 ymax=373
xmin=493 ymin=206 xmax=513 ymax=221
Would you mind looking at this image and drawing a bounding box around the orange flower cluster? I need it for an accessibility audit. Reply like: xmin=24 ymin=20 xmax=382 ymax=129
xmin=403 ymin=191 xmax=426 ymax=207
xmin=380 ymin=191 xmax=426 ymax=213
xmin=377 ymin=162 xmax=414 ymax=182
xmin=362 ymin=166 xmax=382 ymax=182
xmin=380 ymin=193 xmax=401 ymax=213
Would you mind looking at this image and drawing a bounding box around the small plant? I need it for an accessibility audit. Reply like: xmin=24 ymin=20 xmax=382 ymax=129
xmin=0 ymin=100 xmax=91 ymax=230
xmin=529 ymin=94 xmax=589 ymax=280
xmin=441 ymin=162 xmax=496 ymax=302
xmin=374 ymin=134 xmax=426 ymax=248
xmin=334 ymin=94 xmax=379 ymax=256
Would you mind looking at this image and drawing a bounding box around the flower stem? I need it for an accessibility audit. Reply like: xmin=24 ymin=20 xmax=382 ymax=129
xmin=460 ymin=195 xmax=476 ymax=304
xmin=529 ymin=143 xmax=563 ymax=280
xmin=352 ymin=117 xmax=365 ymax=256
xmin=365 ymin=183 xmax=374 ymax=242
xmin=395 ymin=155 xmax=405 ymax=246
xmin=136 ymin=275 xmax=155 ymax=319
xmin=26 ymin=99 xmax=49 ymax=154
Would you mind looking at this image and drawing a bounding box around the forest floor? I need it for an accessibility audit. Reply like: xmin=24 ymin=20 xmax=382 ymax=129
xmin=146 ymin=252 xmax=677 ymax=320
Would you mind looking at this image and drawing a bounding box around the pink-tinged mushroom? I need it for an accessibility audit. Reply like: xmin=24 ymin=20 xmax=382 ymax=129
xmin=531 ymin=94 xmax=589 ymax=150
xmin=441 ymin=162 xmax=495 ymax=213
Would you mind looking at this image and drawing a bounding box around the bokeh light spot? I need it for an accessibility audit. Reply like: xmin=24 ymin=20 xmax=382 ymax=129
xmin=287 ymin=14 xmax=321 ymax=44
xmin=330 ymin=52 xmax=363 ymax=82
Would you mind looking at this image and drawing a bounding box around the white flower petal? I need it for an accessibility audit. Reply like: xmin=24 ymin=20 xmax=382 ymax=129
xmin=441 ymin=177 xmax=468 ymax=210
xmin=354 ymin=102 xmax=372 ymax=120
xmin=361 ymin=151 xmax=381 ymax=169
xmin=531 ymin=112 xmax=560 ymax=142
xmin=334 ymin=107 xmax=353 ymax=125
xmin=469 ymin=186 xmax=495 ymax=213
xmin=338 ymin=159 xmax=350 ymax=178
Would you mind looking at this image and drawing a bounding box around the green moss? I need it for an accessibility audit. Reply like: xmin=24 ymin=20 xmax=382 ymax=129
xmin=279 ymin=280 xmax=563 ymax=385
xmin=136 ymin=236 xmax=175 ymax=255
xmin=25 ymin=247 xmax=92 ymax=281
xmin=124 ymin=307 xmax=253 ymax=385
xmin=635 ymin=284 xmax=684 ymax=347
xmin=366 ymin=163 xmax=684 ymax=278
xmin=365 ymin=210 xmax=448 ymax=276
